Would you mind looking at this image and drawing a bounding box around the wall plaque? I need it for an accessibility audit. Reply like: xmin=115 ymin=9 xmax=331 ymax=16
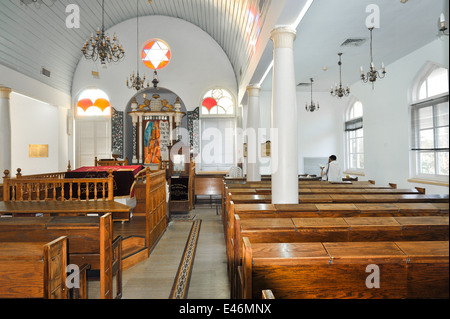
xmin=29 ymin=144 xmax=48 ymax=158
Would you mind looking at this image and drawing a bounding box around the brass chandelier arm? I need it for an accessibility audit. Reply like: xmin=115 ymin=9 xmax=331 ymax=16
xmin=331 ymin=53 xmax=350 ymax=98
xmin=127 ymin=0 xmax=150 ymax=91
xmin=360 ymin=27 xmax=386 ymax=87
xmin=81 ymin=0 xmax=125 ymax=65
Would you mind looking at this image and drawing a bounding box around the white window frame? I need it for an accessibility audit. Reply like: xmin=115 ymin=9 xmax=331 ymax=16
xmin=344 ymin=99 xmax=364 ymax=175
xmin=409 ymin=64 xmax=449 ymax=185
xmin=197 ymin=88 xmax=237 ymax=172
xmin=74 ymin=88 xmax=112 ymax=168
xmin=199 ymin=88 xmax=236 ymax=118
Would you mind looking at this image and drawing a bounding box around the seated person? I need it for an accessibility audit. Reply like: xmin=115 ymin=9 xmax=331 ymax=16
xmin=321 ymin=155 xmax=342 ymax=182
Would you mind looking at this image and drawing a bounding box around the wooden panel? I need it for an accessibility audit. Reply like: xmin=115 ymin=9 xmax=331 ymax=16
xmin=240 ymin=218 xmax=295 ymax=230
xmin=396 ymin=241 xmax=449 ymax=298
xmin=195 ymin=174 xmax=225 ymax=195
xmin=100 ymin=213 xmax=113 ymax=299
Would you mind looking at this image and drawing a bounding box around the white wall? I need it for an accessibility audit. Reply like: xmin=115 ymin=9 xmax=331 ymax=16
xmin=10 ymin=92 xmax=60 ymax=175
xmin=255 ymin=38 xmax=448 ymax=194
xmin=248 ymin=90 xmax=347 ymax=175
xmin=0 ymin=64 xmax=72 ymax=172
xmin=349 ymin=37 xmax=449 ymax=194
xmin=72 ymin=15 xmax=237 ymax=112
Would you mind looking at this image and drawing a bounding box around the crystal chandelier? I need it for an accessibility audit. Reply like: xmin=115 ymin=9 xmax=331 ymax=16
xmin=360 ymin=27 xmax=386 ymax=87
xmin=305 ymin=78 xmax=319 ymax=112
xmin=331 ymin=53 xmax=350 ymax=98
xmin=127 ymin=0 xmax=149 ymax=91
xmin=81 ymin=0 xmax=125 ymax=66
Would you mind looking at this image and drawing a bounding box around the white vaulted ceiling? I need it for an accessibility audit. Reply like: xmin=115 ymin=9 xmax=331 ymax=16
xmin=0 ymin=0 xmax=279 ymax=95
xmin=0 ymin=0 xmax=448 ymax=101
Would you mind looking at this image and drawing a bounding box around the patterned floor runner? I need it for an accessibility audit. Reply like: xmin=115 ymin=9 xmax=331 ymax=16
xmin=169 ymin=219 xmax=202 ymax=299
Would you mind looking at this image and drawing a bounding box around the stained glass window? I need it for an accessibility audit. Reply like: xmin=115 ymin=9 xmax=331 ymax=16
xmin=76 ymin=88 xmax=111 ymax=116
xmin=142 ymin=39 xmax=171 ymax=70
xmin=201 ymin=89 xmax=235 ymax=116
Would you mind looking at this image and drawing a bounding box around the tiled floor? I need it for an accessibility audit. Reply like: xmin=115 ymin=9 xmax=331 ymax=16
xmin=88 ymin=205 xmax=230 ymax=299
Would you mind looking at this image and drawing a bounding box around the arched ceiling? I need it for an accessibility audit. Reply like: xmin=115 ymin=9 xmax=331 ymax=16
xmin=1 ymin=0 xmax=447 ymax=103
xmin=0 ymin=0 xmax=285 ymax=95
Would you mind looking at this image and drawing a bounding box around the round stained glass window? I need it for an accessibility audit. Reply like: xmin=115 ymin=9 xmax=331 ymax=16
xmin=141 ymin=39 xmax=171 ymax=70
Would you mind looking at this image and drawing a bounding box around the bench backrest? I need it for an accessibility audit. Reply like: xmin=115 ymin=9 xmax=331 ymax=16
xmin=0 ymin=236 xmax=67 ymax=299
xmin=0 ymin=213 xmax=116 ymax=299
xmin=242 ymin=238 xmax=449 ymax=299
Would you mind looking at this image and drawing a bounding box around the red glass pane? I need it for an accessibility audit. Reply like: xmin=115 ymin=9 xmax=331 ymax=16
xmin=202 ymin=97 xmax=217 ymax=111
xmin=77 ymin=98 xmax=94 ymax=111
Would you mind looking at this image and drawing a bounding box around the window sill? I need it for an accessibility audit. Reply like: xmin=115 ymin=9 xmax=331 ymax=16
xmin=407 ymin=178 xmax=449 ymax=187
xmin=343 ymin=170 xmax=365 ymax=176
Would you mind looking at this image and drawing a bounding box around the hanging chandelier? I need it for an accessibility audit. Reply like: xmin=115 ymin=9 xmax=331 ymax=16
xmin=81 ymin=0 xmax=125 ymax=66
xmin=331 ymin=53 xmax=350 ymax=98
xmin=305 ymin=78 xmax=319 ymax=112
xmin=127 ymin=0 xmax=149 ymax=91
xmin=360 ymin=27 xmax=386 ymax=87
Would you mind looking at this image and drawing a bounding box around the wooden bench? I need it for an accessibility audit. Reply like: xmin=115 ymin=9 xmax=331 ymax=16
xmin=0 ymin=236 xmax=68 ymax=299
xmin=241 ymin=239 xmax=449 ymax=299
xmin=4 ymin=167 xmax=168 ymax=259
xmin=0 ymin=213 xmax=121 ymax=299
xmin=95 ymin=157 xmax=129 ymax=167
xmin=230 ymin=215 xmax=449 ymax=298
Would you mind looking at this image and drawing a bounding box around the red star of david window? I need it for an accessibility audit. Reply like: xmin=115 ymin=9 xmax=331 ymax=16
xmin=141 ymin=39 xmax=171 ymax=70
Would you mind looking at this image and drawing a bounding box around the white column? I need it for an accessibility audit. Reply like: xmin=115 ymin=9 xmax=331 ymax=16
xmin=0 ymin=87 xmax=12 ymax=174
xmin=138 ymin=117 xmax=144 ymax=163
xmin=246 ymin=85 xmax=261 ymax=182
xmin=270 ymin=26 xmax=299 ymax=204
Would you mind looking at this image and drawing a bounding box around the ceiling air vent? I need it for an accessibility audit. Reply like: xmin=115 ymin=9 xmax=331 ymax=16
xmin=41 ymin=67 xmax=51 ymax=78
xmin=340 ymin=38 xmax=367 ymax=47
xmin=297 ymin=82 xmax=311 ymax=87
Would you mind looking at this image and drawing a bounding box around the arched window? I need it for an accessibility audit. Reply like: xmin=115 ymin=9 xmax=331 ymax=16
xmin=345 ymin=100 xmax=364 ymax=172
xmin=76 ymin=88 xmax=111 ymax=117
xmin=410 ymin=65 xmax=449 ymax=182
xmin=200 ymin=88 xmax=235 ymax=116
xmin=198 ymin=88 xmax=236 ymax=172
xmin=75 ymin=88 xmax=112 ymax=167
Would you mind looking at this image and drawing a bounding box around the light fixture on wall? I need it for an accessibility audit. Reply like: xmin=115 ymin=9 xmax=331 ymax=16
xmin=152 ymin=70 xmax=159 ymax=88
xmin=127 ymin=0 xmax=150 ymax=91
xmin=330 ymin=53 xmax=350 ymax=98
xmin=305 ymin=78 xmax=319 ymax=112
xmin=439 ymin=13 xmax=449 ymax=37
xmin=81 ymin=0 xmax=125 ymax=66
xmin=360 ymin=27 xmax=386 ymax=88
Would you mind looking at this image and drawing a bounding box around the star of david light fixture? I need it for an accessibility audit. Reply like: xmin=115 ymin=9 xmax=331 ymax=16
xmin=127 ymin=0 xmax=149 ymax=91
xmin=141 ymin=39 xmax=172 ymax=89
xmin=81 ymin=0 xmax=125 ymax=66
xmin=305 ymin=78 xmax=319 ymax=112
xmin=360 ymin=27 xmax=386 ymax=88
xmin=330 ymin=53 xmax=350 ymax=98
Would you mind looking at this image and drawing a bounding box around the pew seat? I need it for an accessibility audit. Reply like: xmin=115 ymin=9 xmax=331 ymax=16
xmin=241 ymin=239 xmax=449 ymax=299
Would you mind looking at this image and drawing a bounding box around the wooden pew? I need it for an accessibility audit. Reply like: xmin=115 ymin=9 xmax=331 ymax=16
xmin=4 ymin=167 xmax=168 ymax=260
xmin=0 ymin=236 xmax=68 ymax=299
xmin=241 ymin=238 xmax=449 ymax=299
xmin=0 ymin=213 xmax=121 ymax=299
xmin=230 ymin=215 xmax=449 ymax=298
xmin=95 ymin=156 xmax=129 ymax=167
